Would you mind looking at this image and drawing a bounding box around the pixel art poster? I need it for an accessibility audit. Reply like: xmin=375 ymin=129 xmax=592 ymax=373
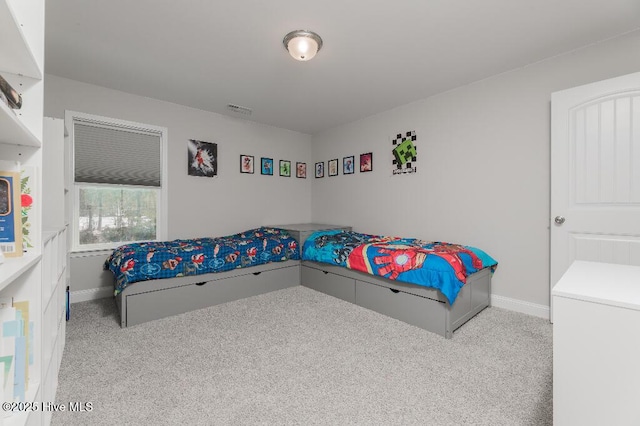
xmin=392 ymin=130 xmax=417 ymax=175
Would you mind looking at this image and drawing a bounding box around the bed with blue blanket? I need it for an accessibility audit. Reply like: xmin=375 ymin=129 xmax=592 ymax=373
xmin=300 ymin=229 xmax=498 ymax=338
xmin=106 ymin=227 xmax=301 ymax=327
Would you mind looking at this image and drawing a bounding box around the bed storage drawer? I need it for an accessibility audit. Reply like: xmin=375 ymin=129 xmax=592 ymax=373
xmin=301 ymin=265 xmax=355 ymax=303
xmin=124 ymin=264 xmax=299 ymax=327
xmin=355 ymin=280 xmax=447 ymax=335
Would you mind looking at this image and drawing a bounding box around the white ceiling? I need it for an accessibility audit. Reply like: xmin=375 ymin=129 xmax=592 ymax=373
xmin=45 ymin=0 xmax=640 ymax=135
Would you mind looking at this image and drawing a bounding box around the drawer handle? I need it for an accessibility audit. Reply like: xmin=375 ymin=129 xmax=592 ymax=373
xmin=195 ymin=282 xmax=207 ymax=286
xmin=253 ymin=271 xmax=262 ymax=276
xmin=323 ymin=271 xmax=329 ymax=274
xmin=389 ymin=288 xmax=400 ymax=294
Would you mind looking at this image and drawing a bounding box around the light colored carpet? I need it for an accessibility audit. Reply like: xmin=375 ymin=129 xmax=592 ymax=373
xmin=53 ymin=286 xmax=552 ymax=425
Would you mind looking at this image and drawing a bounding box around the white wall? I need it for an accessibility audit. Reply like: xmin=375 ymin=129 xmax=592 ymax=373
xmin=44 ymin=75 xmax=313 ymax=294
xmin=310 ymin=31 xmax=640 ymax=316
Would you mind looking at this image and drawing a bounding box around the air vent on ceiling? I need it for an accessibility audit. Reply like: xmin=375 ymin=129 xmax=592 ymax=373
xmin=227 ymin=103 xmax=253 ymax=116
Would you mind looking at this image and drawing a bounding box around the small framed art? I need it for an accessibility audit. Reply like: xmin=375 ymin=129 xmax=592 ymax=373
xmin=240 ymin=155 xmax=254 ymax=174
xmin=327 ymin=158 xmax=338 ymax=176
xmin=328 ymin=159 xmax=338 ymax=176
xmin=280 ymin=160 xmax=291 ymax=177
xmin=315 ymin=162 xmax=324 ymax=178
xmin=360 ymin=152 xmax=373 ymax=172
xmin=343 ymin=156 xmax=355 ymax=174
xmin=261 ymin=157 xmax=274 ymax=175
xmin=296 ymin=162 xmax=307 ymax=178
xmin=188 ymin=139 xmax=217 ymax=177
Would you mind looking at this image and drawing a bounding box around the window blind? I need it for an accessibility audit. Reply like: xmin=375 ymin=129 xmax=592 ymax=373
xmin=74 ymin=122 xmax=161 ymax=187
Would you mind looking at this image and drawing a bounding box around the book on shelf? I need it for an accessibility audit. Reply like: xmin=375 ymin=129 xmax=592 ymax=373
xmin=9 ymin=300 xmax=30 ymax=402
xmin=0 ymin=298 xmax=35 ymax=404
xmin=19 ymin=166 xmax=38 ymax=254
xmin=0 ymin=166 xmax=23 ymax=258
xmin=0 ymin=297 xmax=15 ymax=410
xmin=0 ymin=161 xmax=39 ymax=256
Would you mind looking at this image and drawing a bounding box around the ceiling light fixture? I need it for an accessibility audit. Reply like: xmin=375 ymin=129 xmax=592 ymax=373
xmin=283 ymin=30 xmax=323 ymax=61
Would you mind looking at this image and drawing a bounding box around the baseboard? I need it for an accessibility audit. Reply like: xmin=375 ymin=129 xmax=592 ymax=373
xmin=70 ymin=286 xmax=550 ymax=320
xmin=491 ymin=294 xmax=549 ymax=320
xmin=71 ymin=287 xmax=113 ymax=304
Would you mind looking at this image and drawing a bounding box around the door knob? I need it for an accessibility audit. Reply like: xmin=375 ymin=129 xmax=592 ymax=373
xmin=554 ymin=216 xmax=565 ymax=225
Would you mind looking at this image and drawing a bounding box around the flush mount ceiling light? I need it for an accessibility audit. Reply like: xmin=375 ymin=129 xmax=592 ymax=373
xmin=283 ymin=30 xmax=323 ymax=61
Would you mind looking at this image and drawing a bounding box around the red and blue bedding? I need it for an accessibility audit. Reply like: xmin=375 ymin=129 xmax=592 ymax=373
xmin=302 ymin=230 xmax=497 ymax=304
xmin=105 ymin=227 xmax=300 ymax=295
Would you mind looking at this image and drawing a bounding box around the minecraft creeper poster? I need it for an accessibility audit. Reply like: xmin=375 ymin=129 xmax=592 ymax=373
xmin=392 ymin=131 xmax=417 ymax=175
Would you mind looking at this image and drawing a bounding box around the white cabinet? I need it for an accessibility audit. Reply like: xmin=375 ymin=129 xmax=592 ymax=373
xmin=0 ymin=1 xmax=66 ymax=425
xmin=552 ymin=261 xmax=640 ymax=426
xmin=40 ymin=119 xmax=67 ymax=426
xmin=39 ymin=229 xmax=66 ymax=426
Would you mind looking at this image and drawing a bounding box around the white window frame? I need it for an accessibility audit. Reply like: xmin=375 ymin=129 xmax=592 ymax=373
xmin=65 ymin=110 xmax=168 ymax=253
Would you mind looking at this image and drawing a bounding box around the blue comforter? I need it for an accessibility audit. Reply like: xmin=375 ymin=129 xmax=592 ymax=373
xmin=302 ymin=230 xmax=497 ymax=304
xmin=105 ymin=227 xmax=300 ymax=295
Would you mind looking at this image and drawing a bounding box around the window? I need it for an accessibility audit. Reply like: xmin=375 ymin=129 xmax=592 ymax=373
xmin=67 ymin=111 xmax=167 ymax=251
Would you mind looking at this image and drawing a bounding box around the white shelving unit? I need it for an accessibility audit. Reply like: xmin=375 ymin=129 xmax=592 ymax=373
xmin=0 ymin=255 xmax=41 ymax=292
xmin=1 ymin=1 xmax=66 ymax=425
xmin=40 ymin=118 xmax=67 ymax=426
xmin=0 ymin=101 xmax=41 ymax=147
xmin=0 ymin=0 xmax=43 ymax=79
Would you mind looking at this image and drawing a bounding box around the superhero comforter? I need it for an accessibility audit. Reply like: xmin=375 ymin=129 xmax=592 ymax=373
xmin=302 ymin=230 xmax=498 ymax=304
xmin=106 ymin=227 xmax=300 ymax=295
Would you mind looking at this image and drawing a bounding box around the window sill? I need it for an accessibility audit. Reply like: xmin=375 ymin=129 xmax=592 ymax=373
xmin=70 ymin=249 xmax=114 ymax=258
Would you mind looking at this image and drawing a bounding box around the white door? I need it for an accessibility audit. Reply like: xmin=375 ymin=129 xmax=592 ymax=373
xmin=550 ymin=72 xmax=640 ymax=321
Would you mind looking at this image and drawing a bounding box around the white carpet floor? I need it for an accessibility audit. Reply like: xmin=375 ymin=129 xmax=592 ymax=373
xmin=53 ymin=286 xmax=552 ymax=425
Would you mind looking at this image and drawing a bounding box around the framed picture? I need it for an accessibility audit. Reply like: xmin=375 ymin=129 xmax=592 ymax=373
xmin=279 ymin=160 xmax=291 ymax=177
xmin=240 ymin=155 xmax=254 ymax=174
xmin=0 ymin=171 xmax=22 ymax=257
xmin=360 ymin=152 xmax=373 ymax=172
xmin=328 ymin=159 xmax=338 ymax=176
xmin=315 ymin=162 xmax=324 ymax=178
xmin=343 ymin=156 xmax=355 ymax=175
xmin=261 ymin=157 xmax=274 ymax=175
xmin=188 ymin=139 xmax=217 ymax=177
xmin=296 ymin=162 xmax=307 ymax=178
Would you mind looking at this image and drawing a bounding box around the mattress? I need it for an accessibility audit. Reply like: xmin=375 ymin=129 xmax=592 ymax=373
xmin=302 ymin=230 xmax=497 ymax=304
xmin=105 ymin=226 xmax=300 ymax=295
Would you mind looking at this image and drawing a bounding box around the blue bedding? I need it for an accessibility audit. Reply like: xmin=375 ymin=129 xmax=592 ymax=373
xmin=302 ymin=230 xmax=497 ymax=304
xmin=106 ymin=227 xmax=300 ymax=295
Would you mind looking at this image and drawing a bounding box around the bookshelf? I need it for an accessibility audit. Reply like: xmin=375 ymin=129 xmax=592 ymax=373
xmin=0 ymin=254 xmax=41 ymax=292
xmin=0 ymin=1 xmax=67 ymax=425
xmin=0 ymin=0 xmax=43 ymax=79
xmin=0 ymin=101 xmax=40 ymax=147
